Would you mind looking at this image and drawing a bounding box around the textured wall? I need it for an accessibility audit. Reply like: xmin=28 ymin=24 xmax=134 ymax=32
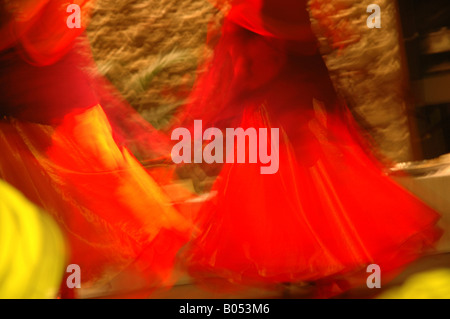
xmin=309 ymin=0 xmax=414 ymax=162
xmin=87 ymin=0 xmax=220 ymax=129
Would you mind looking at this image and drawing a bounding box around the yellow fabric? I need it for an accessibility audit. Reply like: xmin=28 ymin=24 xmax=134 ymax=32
xmin=378 ymin=268 xmax=450 ymax=299
xmin=0 ymin=180 xmax=66 ymax=299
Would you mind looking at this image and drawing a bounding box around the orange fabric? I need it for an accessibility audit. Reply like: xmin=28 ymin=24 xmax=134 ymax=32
xmin=0 ymin=105 xmax=192 ymax=286
xmin=0 ymin=0 xmax=193 ymax=290
xmin=0 ymin=0 xmax=93 ymax=65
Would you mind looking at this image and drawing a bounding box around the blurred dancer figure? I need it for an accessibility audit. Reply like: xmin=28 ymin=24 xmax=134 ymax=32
xmin=0 ymin=0 xmax=192 ymax=294
xmin=180 ymin=0 xmax=442 ymax=296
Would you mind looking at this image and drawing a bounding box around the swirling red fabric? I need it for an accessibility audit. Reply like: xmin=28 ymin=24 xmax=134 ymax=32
xmin=179 ymin=0 xmax=442 ymax=296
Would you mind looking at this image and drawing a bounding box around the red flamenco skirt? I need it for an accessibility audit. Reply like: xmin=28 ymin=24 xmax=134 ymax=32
xmin=0 ymin=47 xmax=192 ymax=292
xmin=0 ymin=105 xmax=192 ymax=291
xmin=180 ymin=17 xmax=442 ymax=295
xmin=183 ymin=103 xmax=441 ymax=295
xmin=0 ymin=0 xmax=193 ymax=296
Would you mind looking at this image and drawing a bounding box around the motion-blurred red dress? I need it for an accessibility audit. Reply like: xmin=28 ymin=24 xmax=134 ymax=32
xmin=0 ymin=0 xmax=191 ymax=292
xmin=181 ymin=0 xmax=442 ymax=295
